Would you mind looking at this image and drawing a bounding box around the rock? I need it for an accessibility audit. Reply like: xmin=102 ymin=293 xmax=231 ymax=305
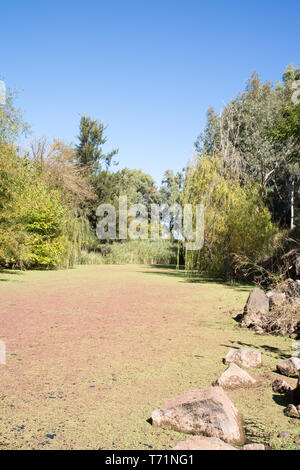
xmin=268 ymin=292 xmax=286 ymax=309
xmin=295 ymin=436 xmax=300 ymax=445
xmin=276 ymin=357 xmax=300 ymax=377
xmin=214 ymin=363 xmax=256 ymax=389
xmin=225 ymin=348 xmax=262 ymax=368
xmin=292 ymin=340 xmax=300 ymax=350
xmin=278 ymin=431 xmax=291 ymax=438
xmin=274 ymin=278 xmax=300 ymax=299
xmin=272 ymin=378 xmax=292 ymax=394
xmin=284 ymin=278 xmax=300 ymax=297
xmin=241 ymin=288 xmax=269 ymax=328
xmin=282 ymin=250 xmax=300 ymax=279
xmin=151 ymin=387 xmax=244 ymax=445
xmin=243 ymin=443 xmax=265 ymax=450
xmin=254 ymin=326 xmax=265 ymax=335
xmin=284 ymin=404 xmax=300 ymax=418
xmin=173 ymin=436 xmax=237 ymax=450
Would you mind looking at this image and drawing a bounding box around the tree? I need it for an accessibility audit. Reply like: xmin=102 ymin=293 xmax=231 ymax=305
xmin=184 ymin=156 xmax=277 ymax=278
xmin=194 ymin=68 xmax=300 ymax=227
xmin=75 ymin=115 xmax=118 ymax=174
xmin=30 ymin=137 xmax=95 ymax=209
xmin=160 ymin=169 xmax=184 ymax=205
xmin=0 ymin=88 xmax=30 ymax=143
xmin=116 ymin=168 xmax=161 ymax=208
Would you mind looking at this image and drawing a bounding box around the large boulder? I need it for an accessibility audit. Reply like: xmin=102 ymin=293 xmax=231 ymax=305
xmin=241 ymin=288 xmax=269 ymax=328
xmin=276 ymin=357 xmax=300 ymax=377
xmin=225 ymin=348 xmax=262 ymax=368
xmin=151 ymin=387 xmax=244 ymax=445
xmin=173 ymin=436 xmax=237 ymax=450
xmin=214 ymin=363 xmax=256 ymax=389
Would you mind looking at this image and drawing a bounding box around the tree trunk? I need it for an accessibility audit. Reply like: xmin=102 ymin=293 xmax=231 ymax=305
xmin=290 ymin=177 xmax=295 ymax=230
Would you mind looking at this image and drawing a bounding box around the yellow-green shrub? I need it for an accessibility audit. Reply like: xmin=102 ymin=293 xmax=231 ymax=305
xmin=184 ymin=156 xmax=277 ymax=278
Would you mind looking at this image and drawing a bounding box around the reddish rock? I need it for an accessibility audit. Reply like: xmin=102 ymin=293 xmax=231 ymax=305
xmin=276 ymin=357 xmax=300 ymax=378
xmin=214 ymin=363 xmax=256 ymax=389
xmin=284 ymin=404 xmax=300 ymax=418
xmin=173 ymin=436 xmax=237 ymax=450
xmin=241 ymin=288 xmax=269 ymax=328
xmin=272 ymin=378 xmax=292 ymax=394
xmin=151 ymin=387 xmax=244 ymax=445
xmin=225 ymin=348 xmax=262 ymax=368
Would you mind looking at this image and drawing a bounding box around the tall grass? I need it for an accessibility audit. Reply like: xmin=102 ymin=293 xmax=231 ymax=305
xmin=78 ymin=240 xmax=178 ymax=266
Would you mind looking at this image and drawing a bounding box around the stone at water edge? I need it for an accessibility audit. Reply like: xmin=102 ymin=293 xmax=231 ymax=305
xmin=243 ymin=443 xmax=265 ymax=450
xmin=173 ymin=436 xmax=237 ymax=450
xmin=225 ymin=348 xmax=262 ymax=368
xmin=276 ymin=357 xmax=300 ymax=378
xmin=284 ymin=404 xmax=300 ymax=418
xmin=151 ymin=386 xmax=245 ymax=446
xmin=214 ymin=363 xmax=256 ymax=389
xmin=241 ymin=288 xmax=269 ymax=328
xmin=272 ymin=378 xmax=292 ymax=394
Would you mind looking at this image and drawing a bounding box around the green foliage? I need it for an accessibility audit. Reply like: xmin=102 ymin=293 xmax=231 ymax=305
xmin=184 ymin=156 xmax=277 ymax=278
xmin=160 ymin=169 xmax=184 ymax=205
xmin=116 ymin=168 xmax=161 ymax=207
xmin=0 ymin=141 xmax=94 ymax=269
xmin=194 ymin=68 xmax=300 ymax=228
xmin=79 ymin=240 xmax=177 ymax=265
xmin=75 ymin=115 xmax=118 ymax=173
xmin=0 ymin=89 xmax=30 ymax=143
xmin=272 ymin=103 xmax=300 ymax=161
xmin=0 ymin=143 xmax=67 ymax=267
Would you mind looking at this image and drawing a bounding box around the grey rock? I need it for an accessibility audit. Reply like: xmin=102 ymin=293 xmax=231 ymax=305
xmin=225 ymin=348 xmax=262 ymax=368
xmin=276 ymin=357 xmax=300 ymax=377
xmin=241 ymin=288 xmax=269 ymax=328
xmin=214 ymin=363 xmax=256 ymax=389
xmin=151 ymin=387 xmax=244 ymax=445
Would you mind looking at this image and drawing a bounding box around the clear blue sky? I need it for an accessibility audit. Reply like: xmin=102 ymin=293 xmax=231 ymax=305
xmin=1 ymin=0 xmax=299 ymax=184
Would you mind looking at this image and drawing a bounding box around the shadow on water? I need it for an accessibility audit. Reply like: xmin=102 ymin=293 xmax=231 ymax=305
xmin=272 ymin=394 xmax=290 ymax=408
xmin=0 ymin=270 xmax=24 ymax=282
xmin=221 ymin=340 xmax=291 ymax=360
xmin=141 ymin=264 xmax=252 ymax=292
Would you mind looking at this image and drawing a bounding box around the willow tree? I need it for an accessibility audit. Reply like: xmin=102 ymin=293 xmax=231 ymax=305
xmin=194 ymin=67 xmax=300 ymax=227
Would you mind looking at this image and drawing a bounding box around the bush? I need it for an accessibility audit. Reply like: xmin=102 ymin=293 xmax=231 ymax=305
xmin=78 ymin=240 xmax=178 ymax=266
xmin=184 ymin=156 xmax=278 ymax=278
xmin=0 ymin=143 xmax=77 ymax=268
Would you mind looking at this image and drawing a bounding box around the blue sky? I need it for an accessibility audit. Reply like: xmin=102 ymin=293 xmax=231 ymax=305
xmin=1 ymin=0 xmax=299 ymax=184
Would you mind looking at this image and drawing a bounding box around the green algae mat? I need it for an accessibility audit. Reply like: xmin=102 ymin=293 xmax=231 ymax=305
xmin=0 ymin=265 xmax=299 ymax=449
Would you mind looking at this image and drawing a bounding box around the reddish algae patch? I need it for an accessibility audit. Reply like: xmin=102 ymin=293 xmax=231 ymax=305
xmin=0 ymin=265 xmax=295 ymax=449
